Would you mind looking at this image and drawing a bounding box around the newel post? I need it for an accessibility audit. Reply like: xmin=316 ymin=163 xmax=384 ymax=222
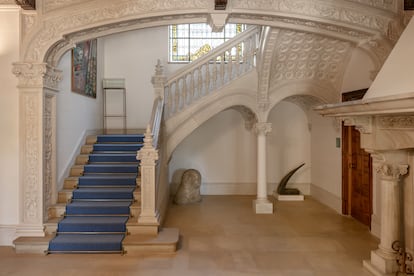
xmin=151 ymin=59 xmax=166 ymax=99
xmin=136 ymin=126 xmax=160 ymax=228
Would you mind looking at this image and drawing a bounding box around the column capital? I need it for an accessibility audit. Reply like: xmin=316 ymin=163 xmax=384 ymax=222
xmin=255 ymin=122 xmax=272 ymax=135
xmin=12 ymin=62 xmax=62 ymax=91
xmin=376 ymin=163 xmax=408 ymax=180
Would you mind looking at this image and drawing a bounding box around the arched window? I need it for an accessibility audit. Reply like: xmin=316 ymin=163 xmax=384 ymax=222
xmin=169 ymin=23 xmax=246 ymax=63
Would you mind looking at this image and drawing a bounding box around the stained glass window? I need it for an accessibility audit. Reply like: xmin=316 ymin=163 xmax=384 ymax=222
xmin=169 ymin=23 xmax=246 ymax=63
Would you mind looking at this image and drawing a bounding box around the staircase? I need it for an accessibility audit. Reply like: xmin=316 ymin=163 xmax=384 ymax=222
xmin=14 ymin=132 xmax=178 ymax=255
xmin=47 ymin=133 xmax=143 ymax=254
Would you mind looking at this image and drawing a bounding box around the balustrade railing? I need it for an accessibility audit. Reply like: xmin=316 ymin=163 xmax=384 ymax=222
xmin=164 ymin=27 xmax=259 ymax=119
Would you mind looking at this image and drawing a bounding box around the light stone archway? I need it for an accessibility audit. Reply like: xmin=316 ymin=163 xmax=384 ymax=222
xmin=12 ymin=0 xmax=402 ymax=237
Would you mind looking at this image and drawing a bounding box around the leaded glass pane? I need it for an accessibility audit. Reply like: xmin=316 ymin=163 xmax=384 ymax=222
xmin=169 ymin=23 xmax=246 ymax=63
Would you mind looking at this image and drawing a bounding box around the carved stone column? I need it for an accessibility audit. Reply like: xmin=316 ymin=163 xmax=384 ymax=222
xmin=12 ymin=62 xmax=62 ymax=237
xmin=365 ymin=162 xmax=408 ymax=275
xmin=136 ymin=126 xmax=160 ymax=232
xmin=254 ymin=122 xmax=273 ymax=214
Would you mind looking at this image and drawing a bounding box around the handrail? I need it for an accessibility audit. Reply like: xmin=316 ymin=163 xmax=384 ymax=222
xmin=148 ymin=96 xmax=164 ymax=148
xmin=166 ymin=26 xmax=259 ymax=83
xmin=164 ymin=26 xmax=260 ymax=119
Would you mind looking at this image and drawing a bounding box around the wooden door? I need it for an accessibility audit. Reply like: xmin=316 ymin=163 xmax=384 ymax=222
xmin=342 ymin=89 xmax=372 ymax=227
xmin=342 ymin=125 xmax=372 ymax=226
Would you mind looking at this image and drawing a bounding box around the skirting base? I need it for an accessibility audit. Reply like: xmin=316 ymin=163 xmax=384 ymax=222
xmin=253 ymin=199 xmax=273 ymax=214
xmin=275 ymin=193 xmax=304 ymax=201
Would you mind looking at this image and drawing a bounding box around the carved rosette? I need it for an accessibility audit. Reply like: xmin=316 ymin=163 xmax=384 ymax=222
xmin=12 ymin=63 xmax=62 ymax=90
xmin=376 ymin=163 xmax=409 ymax=181
xmin=137 ymin=126 xmax=159 ymax=166
xmin=255 ymin=122 xmax=272 ymax=136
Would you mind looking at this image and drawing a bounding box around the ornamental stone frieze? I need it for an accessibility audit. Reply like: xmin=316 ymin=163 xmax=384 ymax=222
xmin=231 ymin=0 xmax=394 ymax=35
xmin=377 ymin=115 xmax=414 ymax=129
xmin=12 ymin=63 xmax=62 ymax=90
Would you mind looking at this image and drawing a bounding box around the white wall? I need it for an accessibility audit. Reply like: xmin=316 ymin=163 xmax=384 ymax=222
xmin=310 ymin=111 xmax=342 ymax=213
xmin=267 ymin=101 xmax=311 ymax=194
xmin=56 ymin=47 xmax=103 ymax=189
xmin=341 ymin=47 xmax=374 ymax=93
xmin=169 ymin=101 xmax=312 ymax=196
xmin=0 ymin=6 xmax=20 ymax=245
xmin=102 ymin=26 xmax=184 ymax=129
xmin=169 ymin=109 xmax=257 ymax=195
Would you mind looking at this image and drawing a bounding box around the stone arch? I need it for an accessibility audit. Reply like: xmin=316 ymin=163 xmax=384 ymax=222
xmin=165 ymin=91 xmax=258 ymax=160
xmin=13 ymin=0 xmax=400 ymax=236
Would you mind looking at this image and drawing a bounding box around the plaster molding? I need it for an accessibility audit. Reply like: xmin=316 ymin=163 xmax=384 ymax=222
xmin=343 ymin=116 xmax=373 ymax=134
xmin=270 ymin=29 xmax=352 ymax=93
xmin=375 ymin=163 xmax=408 ymax=181
xmin=23 ymin=2 xmax=210 ymax=61
xmin=377 ymin=115 xmax=414 ymax=129
xmin=231 ymin=0 xmax=394 ymax=35
xmin=257 ymin=27 xmax=280 ymax=112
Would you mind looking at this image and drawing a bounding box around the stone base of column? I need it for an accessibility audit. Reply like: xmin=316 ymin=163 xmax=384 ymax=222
xmin=253 ymin=199 xmax=273 ymax=214
xmin=362 ymin=249 xmax=398 ymax=276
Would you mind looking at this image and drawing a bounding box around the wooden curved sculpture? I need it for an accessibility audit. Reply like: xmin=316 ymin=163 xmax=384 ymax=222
xmin=276 ymin=163 xmax=305 ymax=195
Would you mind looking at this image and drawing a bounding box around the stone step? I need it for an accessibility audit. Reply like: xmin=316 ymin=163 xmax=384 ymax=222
xmin=123 ymin=228 xmax=179 ymax=256
xmin=44 ymin=218 xmax=60 ymax=235
xmin=14 ymin=235 xmax=54 ymax=254
xmin=64 ymin=177 xmax=78 ymax=189
xmin=81 ymin=144 xmax=94 ymax=154
xmin=86 ymin=135 xmax=97 ymax=145
xmin=70 ymin=165 xmax=84 ymax=177
xmin=129 ymin=202 xmax=141 ymax=219
xmin=75 ymin=154 xmax=89 ymax=165
xmin=47 ymin=203 xmax=66 ymax=220
xmin=58 ymin=189 xmax=74 ymax=203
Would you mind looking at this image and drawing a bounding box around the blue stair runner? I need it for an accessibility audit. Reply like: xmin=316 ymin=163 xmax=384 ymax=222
xmin=48 ymin=134 xmax=143 ymax=254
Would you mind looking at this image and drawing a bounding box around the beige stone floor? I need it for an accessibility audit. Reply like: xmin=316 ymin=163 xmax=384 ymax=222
xmin=0 ymin=195 xmax=378 ymax=276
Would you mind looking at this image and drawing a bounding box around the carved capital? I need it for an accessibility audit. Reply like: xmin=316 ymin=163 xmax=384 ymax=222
xmin=255 ymin=122 xmax=272 ymax=135
xmin=376 ymin=163 xmax=409 ymax=181
xmin=342 ymin=116 xmax=372 ymax=134
xmin=12 ymin=63 xmax=62 ymax=90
